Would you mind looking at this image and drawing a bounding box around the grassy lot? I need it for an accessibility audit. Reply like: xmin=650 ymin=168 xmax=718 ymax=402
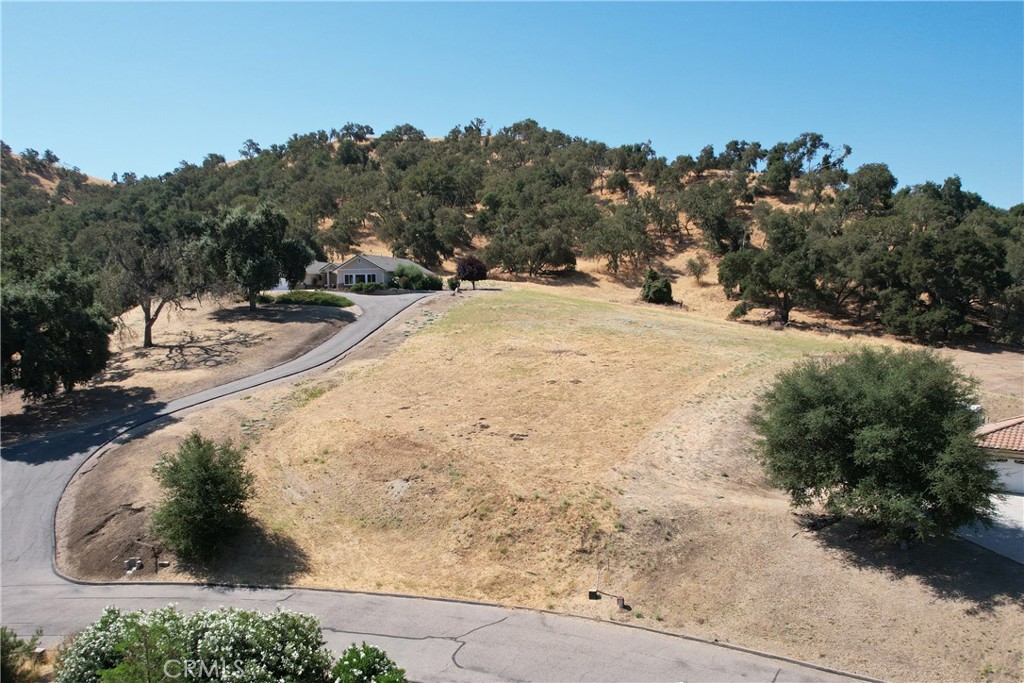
xmin=60 ymin=289 xmax=1023 ymax=681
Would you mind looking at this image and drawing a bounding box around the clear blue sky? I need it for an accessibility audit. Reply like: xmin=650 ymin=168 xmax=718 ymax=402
xmin=3 ymin=2 xmax=1022 ymax=208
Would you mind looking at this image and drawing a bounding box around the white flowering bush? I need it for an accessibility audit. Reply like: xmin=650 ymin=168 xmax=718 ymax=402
xmin=331 ymin=643 xmax=406 ymax=683
xmin=54 ymin=605 xmax=369 ymax=683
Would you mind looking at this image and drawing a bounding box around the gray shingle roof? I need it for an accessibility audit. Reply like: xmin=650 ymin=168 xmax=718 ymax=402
xmin=306 ymin=260 xmax=332 ymax=274
xmin=342 ymin=254 xmax=435 ymax=276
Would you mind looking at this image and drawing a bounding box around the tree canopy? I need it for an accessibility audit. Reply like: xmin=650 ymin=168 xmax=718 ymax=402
xmin=751 ymin=348 xmax=996 ymax=541
xmin=1 ymin=265 xmax=114 ymax=399
xmin=1 ymin=121 xmax=1020 ymax=372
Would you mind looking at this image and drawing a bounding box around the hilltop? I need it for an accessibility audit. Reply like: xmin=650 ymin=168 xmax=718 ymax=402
xmin=3 ymin=121 xmax=1021 ymax=353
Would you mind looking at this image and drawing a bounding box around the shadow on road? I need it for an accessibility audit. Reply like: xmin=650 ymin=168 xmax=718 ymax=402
xmin=1 ymin=386 xmax=168 ymax=453
xmin=211 ymin=305 xmax=356 ymax=326
xmin=813 ymin=518 xmax=1024 ymax=614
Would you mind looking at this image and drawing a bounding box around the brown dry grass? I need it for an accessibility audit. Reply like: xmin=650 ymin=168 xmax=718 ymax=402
xmin=59 ymin=288 xmax=1023 ymax=682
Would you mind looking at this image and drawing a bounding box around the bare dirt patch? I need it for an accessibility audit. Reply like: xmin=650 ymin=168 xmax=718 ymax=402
xmin=58 ymin=289 xmax=1023 ymax=681
xmin=1 ymin=297 xmax=357 ymax=443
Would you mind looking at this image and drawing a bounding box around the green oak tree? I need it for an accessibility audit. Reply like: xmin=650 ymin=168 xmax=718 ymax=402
xmin=751 ymin=348 xmax=996 ymax=541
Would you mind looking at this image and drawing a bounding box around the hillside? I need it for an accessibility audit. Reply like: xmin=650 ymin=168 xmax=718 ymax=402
xmin=58 ymin=288 xmax=1024 ymax=682
xmin=3 ymin=122 xmax=1022 ymax=354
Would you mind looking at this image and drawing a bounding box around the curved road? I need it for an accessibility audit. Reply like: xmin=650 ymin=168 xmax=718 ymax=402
xmin=1 ymin=292 xmax=871 ymax=682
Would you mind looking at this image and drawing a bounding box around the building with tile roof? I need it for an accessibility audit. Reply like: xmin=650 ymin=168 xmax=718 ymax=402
xmin=976 ymin=415 xmax=1024 ymax=495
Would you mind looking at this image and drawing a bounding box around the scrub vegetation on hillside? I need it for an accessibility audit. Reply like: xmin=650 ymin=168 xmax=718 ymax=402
xmin=2 ymin=121 xmax=1021 ymax=396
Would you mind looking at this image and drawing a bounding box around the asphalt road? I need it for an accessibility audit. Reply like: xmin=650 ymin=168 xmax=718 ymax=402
xmin=0 ymin=292 xmax=872 ymax=682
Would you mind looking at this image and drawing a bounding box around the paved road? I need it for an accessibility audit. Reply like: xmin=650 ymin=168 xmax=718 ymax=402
xmin=1 ymin=292 xmax=872 ymax=682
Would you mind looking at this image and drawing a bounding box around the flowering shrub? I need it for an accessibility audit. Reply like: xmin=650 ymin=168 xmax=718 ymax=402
xmin=331 ymin=643 xmax=406 ymax=683
xmin=54 ymin=605 xmax=376 ymax=683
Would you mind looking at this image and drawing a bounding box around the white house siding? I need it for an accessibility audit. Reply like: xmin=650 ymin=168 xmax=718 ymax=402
xmin=991 ymin=458 xmax=1024 ymax=495
xmin=336 ymin=256 xmax=389 ymax=287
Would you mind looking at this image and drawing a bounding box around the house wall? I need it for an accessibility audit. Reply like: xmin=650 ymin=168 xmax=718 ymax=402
xmin=337 ymin=266 xmax=388 ymax=287
xmin=336 ymin=256 xmax=389 ymax=286
xmin=990 ymin=455 xmax=1024 ymax=495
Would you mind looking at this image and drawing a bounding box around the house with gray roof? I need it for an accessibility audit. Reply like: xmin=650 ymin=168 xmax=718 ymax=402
xmin=303 ymin=254 xmax=434 ymax=289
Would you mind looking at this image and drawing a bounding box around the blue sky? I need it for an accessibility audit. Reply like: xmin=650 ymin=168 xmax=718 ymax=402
xmin=3 ymin=2 xmax=1022 ymax=208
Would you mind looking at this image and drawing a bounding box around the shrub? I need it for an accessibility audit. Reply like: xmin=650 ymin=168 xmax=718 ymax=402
xmin=606 ymin=170 xmax=631 ymax=194
xmin=349 ymin=282 xmax=384 ymax=293
xmin=331 ymin=643 xmax=407 ymax=683
xmin=685 ymin=254 xmax=710 ymax=284
xmin=751 ymin=347 xmax=997 ymax=541
xmin=55 ymin=606 xmax=335 ymax=683
xmin=256 ymin=293 xmax=275 ymax=304
xmin=640 ymin=268 xmax=674 ymax=305
xmin=389 ymin=265 xmax=442 ymax=291
xmin=272 ymin=290 xmax=354 ymax=307
xmin=2 ymin=626 xmax=42 ymax=683
xmin=455 ymin=255 xmax=488 ymax=289
xmin=447 ymin=277 xmax=460 ymax=291
xmin=149 ymin=431 xmax=254 ymax=562
xmin=728 ymin=301 xmax=753 ymax=319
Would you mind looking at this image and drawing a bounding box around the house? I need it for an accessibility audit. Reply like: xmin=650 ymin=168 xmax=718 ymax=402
xmin=333 ymin=254 xmax=435 ymax=288
xmin=303 ymin=260 xmax=340 ymax=288
xmin=976 ymin=415 xmax=1024 ymax=495
xmin=301 ymin=254 xmax=435 ymax=289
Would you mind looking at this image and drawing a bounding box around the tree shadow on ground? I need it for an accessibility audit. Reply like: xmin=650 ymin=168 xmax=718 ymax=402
xmin=811 ymin=517 xmax=1024 ymax=615
xmin=187 ymin=518 xmax=312 ymax=587
xmin=210 ymin=304 xmax=356 ymax=326
xmin=494 ymin=270 xmax=599 ymax=288
xmin=1 ymin=385 xmax=162 ymax=448
xmin=605 ymin=260 xmax=685 ymax=289
xmin=148 ymin=328 xmax=267 ymax=372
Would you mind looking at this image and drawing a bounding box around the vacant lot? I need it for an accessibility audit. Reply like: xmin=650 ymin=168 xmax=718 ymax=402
xmin=1 ymin=297 xmax=356 ymax=442
xmin=60 ymin=289 xmax=1023 ymax=681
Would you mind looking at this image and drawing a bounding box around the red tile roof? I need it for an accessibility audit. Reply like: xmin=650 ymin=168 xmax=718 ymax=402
xmin=976 ymin=415 xmax=1024 ymax=454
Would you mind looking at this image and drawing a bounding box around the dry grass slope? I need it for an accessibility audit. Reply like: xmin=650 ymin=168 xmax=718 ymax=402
xmin=59 ymin=288 xmax=1023 ymax=681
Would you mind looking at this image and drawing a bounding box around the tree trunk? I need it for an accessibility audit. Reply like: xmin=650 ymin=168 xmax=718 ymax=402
xmin=779 ymin=292 xmax=791 ymax=325
xmin=249 ymin=288 xmax=258 ymax=311
xmin=142 ymin=301 xmax=154 ymax=348
xmin=142 ymin=298 xmax=167 ymax=348
xmin=472 ymin=280 xmax=476 ymax=290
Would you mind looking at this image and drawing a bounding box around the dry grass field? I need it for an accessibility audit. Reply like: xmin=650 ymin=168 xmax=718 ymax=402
xmin=58 ymin=287 xmax=1024 ymax=682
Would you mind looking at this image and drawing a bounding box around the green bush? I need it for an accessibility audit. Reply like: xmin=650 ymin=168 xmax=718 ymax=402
xmin=640 ymin=268 xmax=674 ymax=305
xmin=55 ymin=606 xmax=335 ymax=683
xmin=389 ymin=264 xmax=442 ymax=291
xmin=350 ymin=282 xmax=384 ymax=293
xmin=728 ymin=301 xmax=753 ymax=319
xmin=331 ymin=643 xmax=407 ymax=683
xmin=685 ymin=254 xmax=710 ymax=284
xmin=272 ymin=290 xmax=354 ymax=307
xmin=2 ymin=626 xmax=42 ymax=683
xmin=606 ymin=170 xmax=631 ymax=194
xmin=751 ymin=347 xmax=996 ymax=541
xmin=256 ymin=293 xmax=275 ymax=304
xmin=447 ymin=277 xmax=460 ymax=291
xmin=149 ymin=431 xmax=254 ymax=562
